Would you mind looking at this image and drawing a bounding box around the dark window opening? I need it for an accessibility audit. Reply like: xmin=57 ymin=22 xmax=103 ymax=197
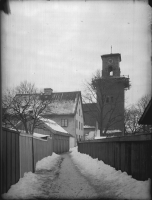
xmin=108 ymin=66 xmax=113 ymax=76
xmin=111 ymin=96 xmax=114 ymax=102
xmin=61 ymin=119 xmax=68 ymax=127
xmin=106 ymin=96 xmax=109 ymax=103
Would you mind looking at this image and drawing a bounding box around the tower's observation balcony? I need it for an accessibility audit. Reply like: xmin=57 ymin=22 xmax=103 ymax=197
xmin=92 ymin=75 xmax=130 ymax=90
xmin=101 ymin=75 xmax=130 ymax=90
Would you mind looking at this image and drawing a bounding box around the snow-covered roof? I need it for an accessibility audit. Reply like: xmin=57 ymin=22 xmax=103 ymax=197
xmin=106 ymin=129 xmax=121 ymax=134
xmin=42 ymin=91 xmax=81 ymax=115
xmin=40 ymin=118 xmax=68 ymax=134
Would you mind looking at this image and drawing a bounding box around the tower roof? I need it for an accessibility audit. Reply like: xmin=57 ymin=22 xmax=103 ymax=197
xmin=101 ymin=53 xmax=121 ymax=61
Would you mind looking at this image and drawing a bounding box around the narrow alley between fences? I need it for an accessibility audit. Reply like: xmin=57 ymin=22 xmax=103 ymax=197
xmin=36 ymin=152 xmax=100 ymax=199
xmin=2 ymin=147 xmax=151 ymax=200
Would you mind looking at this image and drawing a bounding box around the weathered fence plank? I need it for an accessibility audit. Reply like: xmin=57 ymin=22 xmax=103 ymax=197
xmin=53 ymin=134 xmax=69 ymax=154
xmin=1 ymin=128 xmax=20 ymax=194
xmin=20 ymin=134 xmax=33 ymax=177
xmin=78 ymin=133 xmax=151 ymax=181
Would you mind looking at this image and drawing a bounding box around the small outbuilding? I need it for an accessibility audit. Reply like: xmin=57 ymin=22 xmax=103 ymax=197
xmin=138 ymin=98 xmax=152 ymax=125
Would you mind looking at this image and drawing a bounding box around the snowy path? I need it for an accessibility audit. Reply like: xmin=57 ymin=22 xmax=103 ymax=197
xmin=45 ymin=152 xmax=98 ymax=199
xmin=2 ymin=148 xmax=151 ymax=200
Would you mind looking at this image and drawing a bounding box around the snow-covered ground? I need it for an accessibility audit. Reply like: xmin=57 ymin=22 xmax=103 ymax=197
xmin=2 ymin=153 xmax=62 ymax=199
xmin=70 ymin=147 xmax=151 ymax=200
xmin=2 ymin=148 xmax=151 ymax=199
xmin=36 ymin=153 xmax=61 ymax=171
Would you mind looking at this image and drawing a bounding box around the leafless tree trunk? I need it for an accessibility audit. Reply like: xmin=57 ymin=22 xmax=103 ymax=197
xmin=2 ymin=81 xmax=53 ymax=172
xmin=124 ymin=94 xmax=151 ymax=135
xmin=83 ymin=70 xmax=124 ymax=136
xmin=2 ymin=81 xmax=52 ymax=134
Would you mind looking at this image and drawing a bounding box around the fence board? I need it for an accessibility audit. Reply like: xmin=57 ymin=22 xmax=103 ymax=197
xmin=78 ymin=133 xmax=151 ymax=181
xmin=11 ymin=134 xmax=16 ymax=185
xmin=2 ymin=129 xmax=7 ymax=193
xmin=120 ymin=143 xmax=125 ymax=172
xmin=1 ymin=128 xmax=20 ymax=195
xmin=20 ymin=135 xmax=33 ymax=177
xmin=6 ymin=131 xmax=12 ymax=191
xmin=131 ymin=142 xmax=140 ymax=179
xmin=15 ymin=134 xmax=20 ymax=182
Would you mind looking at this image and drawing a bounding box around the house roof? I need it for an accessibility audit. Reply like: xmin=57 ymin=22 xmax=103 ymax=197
xmin=42 ymin=91 xmax=82 ymax=116
xmin=138 ymin=98 xmax=152 ymax=125
xmin=83 ymin=103 xmax=98 ymax=127
xmin=40 ymin=118 xmax=68 ymax=134
xmin=83 ymin=103 xmax=97 ymax=112
xmin=15 ymin=91 xmax=82 ymax=116
xmin=101 ymin=53 xmax=121 ymax=61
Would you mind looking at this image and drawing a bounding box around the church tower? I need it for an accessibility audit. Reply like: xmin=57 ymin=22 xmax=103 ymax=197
xmin=93 ymin=53 xmax=130 ymax=136
xmin=101 ymin=53 xmax=121 ymax=77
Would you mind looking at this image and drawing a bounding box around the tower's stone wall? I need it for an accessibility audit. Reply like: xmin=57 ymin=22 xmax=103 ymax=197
xmin=95 ymin=53 xmax=129 ymax=135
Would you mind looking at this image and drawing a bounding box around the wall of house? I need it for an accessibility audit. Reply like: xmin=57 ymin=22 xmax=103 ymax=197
xmin=49 ymin=115 xmax=76 ymax=145
xmin=75 ymin=96 xmax=84 ymax=141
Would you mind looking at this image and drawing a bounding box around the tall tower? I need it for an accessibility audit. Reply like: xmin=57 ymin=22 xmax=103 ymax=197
xmin=93 ymin=53 xmax=130 ymax=136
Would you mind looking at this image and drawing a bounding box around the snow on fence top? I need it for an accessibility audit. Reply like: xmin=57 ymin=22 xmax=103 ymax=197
xmin=33 ymin=132 xmax=50 ymax=138
xmin=83 ymin=125 xmax=96 ymax=129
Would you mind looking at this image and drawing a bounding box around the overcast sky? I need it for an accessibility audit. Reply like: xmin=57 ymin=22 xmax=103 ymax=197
xmin=2 ymin=0 xmax=151 ymax=106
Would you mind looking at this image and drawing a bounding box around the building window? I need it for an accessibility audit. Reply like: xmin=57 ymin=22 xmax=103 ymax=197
xmin=81 ymin=123 xmax=83 ymax=130
xmin=106 ymin=96 xmax=114 ymax=103
xmin=106 ymin=96 xmax=109 ymax=103
xmin=79 ymin=121 xmax=80 ymax=130
xmin=61 ymin=119 xmax=68 ymax=127
xmin=79 ymin=109 xmax=80 ymax=116
xmin=76 ymin=120 xmax=78 ymax=129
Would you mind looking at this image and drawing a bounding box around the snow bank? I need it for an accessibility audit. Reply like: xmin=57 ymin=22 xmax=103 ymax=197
xmin=36 ymin=153 xmax=61 ymax=171
xmin=2 ymin=172 xmax=42 ymax=199
xmin=70 ymin=147 xmax=151 ymax=200
xmin=2 ymin=153 xmax=61 ymax=199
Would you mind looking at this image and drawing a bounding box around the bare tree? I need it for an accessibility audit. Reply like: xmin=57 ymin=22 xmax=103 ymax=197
xmin=2 ymin=81 xmax=53 ymax=173
xmin=83 ymin=70 xmax=125 ymax=136
xmin=2 ymin=81 xmax=52 ymax=134
xmin=124 ymin=94 xmax=151 ymax=135
xmin=124 ymin=105 xmax=142 ymax=135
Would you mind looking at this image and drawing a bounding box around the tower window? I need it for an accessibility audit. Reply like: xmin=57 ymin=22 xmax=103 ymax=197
xmin=108 ymin=66 xmax=113 ymax=76
xmin=106 ymin=96 xmax=109 ymax=103
xmin=111 ymin=96 xmax=114 ymax=103
xmin=110 ymin=71 xmax=113 ymax=76
xmin=106 ymin=96 xmax=114 ymax=103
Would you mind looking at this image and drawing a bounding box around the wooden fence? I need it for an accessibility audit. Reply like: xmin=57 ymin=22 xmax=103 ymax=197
xmin=1 ymin=128 xmax=70 ymax=195
xmin=19 ymin=134 xmax=53 ymax=177
xmin=78 ymin=133 xmax=152 ymax=181
xmin=53 ymin=133 xmax=69 ymax=154
xmin=1 ymin=128 xmax=20 ymax=194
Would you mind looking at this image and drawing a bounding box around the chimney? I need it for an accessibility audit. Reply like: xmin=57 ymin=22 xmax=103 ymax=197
xmin=44 ymin=88 xmax=53 ymax=95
